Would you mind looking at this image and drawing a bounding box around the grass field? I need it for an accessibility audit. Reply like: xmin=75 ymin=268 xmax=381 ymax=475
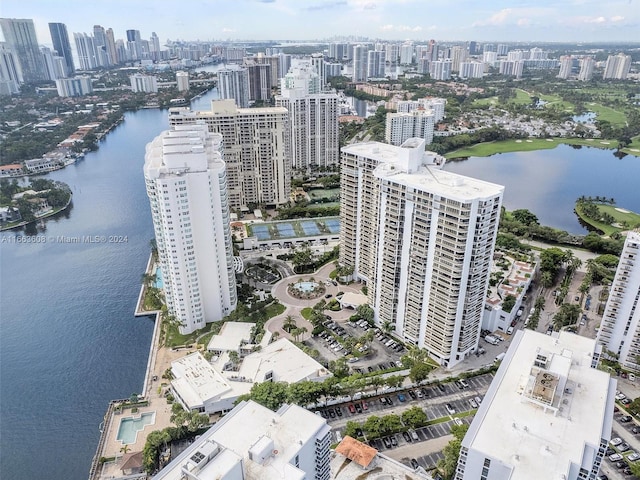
xmin=308 ymin=188 xmax=340 ymax=200
xmin=587 ymin=102 xmax=627 ymax=127
xmin=574 ymin=203 xmax=640 ymax=236
xmin=444 ymin=137 xmax=634 ymax=159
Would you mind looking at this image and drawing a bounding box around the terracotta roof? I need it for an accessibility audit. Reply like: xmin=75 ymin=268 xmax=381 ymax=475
xmin=335 ymin=436 xmax=377 ymax=468
xmin=120 ymin=451 xmax=143 ymax=472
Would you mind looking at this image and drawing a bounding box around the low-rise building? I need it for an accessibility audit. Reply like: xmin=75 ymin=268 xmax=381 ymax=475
xmin=0 ymin=164 xmax=24 ymax=177
xmin=154 ymin=400 xmax=332 ymax=480
xmin=456 ymin=330 xmax=615 ymax=480
xmin=171 ymin=338 xmax=331 ymax=415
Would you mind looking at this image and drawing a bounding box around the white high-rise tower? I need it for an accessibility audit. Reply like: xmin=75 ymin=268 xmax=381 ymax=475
xmin=275 ymin=62 xmax=339 ymax=171
xmin=340 ymin=139 xmax=503 ymax=367
xmin=144 ymin=125 xmax=237 ymax=334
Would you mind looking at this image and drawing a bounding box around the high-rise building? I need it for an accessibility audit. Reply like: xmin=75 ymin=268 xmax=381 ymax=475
xmin=92 ymin=25 xmax=108 ymax=66
xmin=74 ymin=33 xmax=99 ymax=70
xmin=40 ymin=46 xmax=65 ymax=80
xmin=310 ymin=53 xmax=326 ymax=90
xmin=105 ymin=28 xmax=117 ymax=65
xmin=352 ymin=45 xmax=368 ymax=82
xmin=557 ymin=55 xmax=573 ymax=79
xmin=275 ymin=63 xmax=339 ymax=171
xmin=130 ymin=73 xmax=158 ymax=92
xmin=456 ymin=330 xmax=614 ymax=480
xmin=176 ymin=71 xmax=189 ymax=92
xmin=367 ymin=50 xmax=385 ymax=79
xmin=400 ymin=42 xmax=414 ymax=64
xmin=597 ymin=231 xmax=640 ymax=371
xmin=277 ymin=53 xmax=292 ymax=80
xmin=149 ymin=32 xmax=161 ymax=61
xmin=48 ymin=22 xmax=75 ymax=76
xmin=0 ymin=18 xmax=48 ymax=83
xmin=417 ymin=58 xmax=430 ymax=74
xmin=603 ymin=53 xmax=631 ymax=80
xmin=0 ymin=43 xmax=22 ymax=94
xmin=126 ymin=29 xmax=142 ymax=60
xmin=144 ymin=125 xmax=237 ymax=335
xmin=459 ymin=61 xmax=484 ymax=79
xmin=449 ymin=46 xmax=468 ymax=72
xmin=385 ymin=43 xmax=400 ymax=66
xmin=497 ymin=44 xmax=509 ymax=56
xmin=246 ymin=62 xmax=272 ymax=103
xmin=429 ymin=59 xmax=451 ymax=80
xmin=168 ymin=100 xmax=291 ymax=210
xmin=339 ymin=138 xmax=503 ymax=367
xmin=499 ymin=60 xmax=524 ymax=78
xmin=218 ymin=65 xmax=250 ymax=108
xmin=153 ymin=400 xmax=331 ymax=480
xmin=55 ymin=76 xmax=93 ymax=97
xmin=385 ymin=110 xmax=435 ymax=145
xmin=578 ymin=56 xmax=595 ymax=82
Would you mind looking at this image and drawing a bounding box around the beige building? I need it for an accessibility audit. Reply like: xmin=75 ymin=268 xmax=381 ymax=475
xmin=339 ymin=138 xmax=503 ymax=367
xmin=169 ymin=100 xmax=291 ymax=210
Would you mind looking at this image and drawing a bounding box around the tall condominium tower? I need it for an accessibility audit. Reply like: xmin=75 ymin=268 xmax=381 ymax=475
xmin=168 ymin=100 xmax=291 ymax=210
xmin=558 ymin=55 xmax=573 ymax=79
xmin=352 ymin=45 xmax=368 ymax=82
xmin=340 ymin=139 xmax=503 ymax=367
xmin=275 ymin=63 xmax=339 ymax=171
xmin=367 ymin=50 xmax=385 ymax=78
xmin=385 ymin=110 xmax=435 ymax=145
xmin=74 ymin=33 xmax=99 ymax=70
xmin=597 ymin=231 xmax=640 ymax=371
xmin=0 ymin=44 xmax=22 ymax=94
xmin=400 ymin=42 xmax=414 ymax=64
xmin=603 ymin=53 xmax=631 ymax=80
xmin=218 ymin=65 xmax=250 ymax=108
xmin=144 ymin=125 xmax=237 ymax=335
xmin=48 ymin=22 xmax=75 ymax=75
xmin=456 ymin=330 xmax=614 ymax=480
xmin=246 ymin=62 xmax=272 ymax=103
xmin=0 ymin=18 xmax=48 ymax=83
xmin=578 ymin=56 xmax=595 ymax=82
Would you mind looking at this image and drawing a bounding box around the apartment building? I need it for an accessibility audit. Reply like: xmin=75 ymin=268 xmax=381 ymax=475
xmin=339 ymin=138 xmax=503 ymax=367
xmin=456 ymin=330 xmax=615 ymax=480
xmin=168 ymin=100 xmax=291 ymax=210
xmin=597 ymin=231 xmax=640 ymax=371
xmin=144 ymin=125 xmax=237 ymax=334
xmin=153 ymin=400 xmax=332 ymax=480
xmin=385 ymin=110 xmax=435 ymax=145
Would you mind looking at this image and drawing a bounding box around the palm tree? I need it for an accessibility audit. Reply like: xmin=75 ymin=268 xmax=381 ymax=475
xmin=120 ymin=444 xmax=131 ymax=455
xmin=283 ymin=315 xmax=297 ymax=333
xmin=271 ymin=331 xmax=280 ymax=343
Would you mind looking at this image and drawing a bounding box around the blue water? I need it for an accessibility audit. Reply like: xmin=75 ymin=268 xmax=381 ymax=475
xmin=294 ymin=281 xmax=319 ymax=293
xmin=154 ymin=266 xmax=164 ymax=289
xmin=117 ymin=412 xmax=155 ymax=445
xmin=444 ymin=144 xmax=640 ymax=234
xmin=0 ymin=87 xmax=220 ymax=480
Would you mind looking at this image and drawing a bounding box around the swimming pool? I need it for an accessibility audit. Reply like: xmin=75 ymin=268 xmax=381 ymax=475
xmin=117 ymin=412 xmax=155 ymax=445
xmin=154 ymin=267 xmax=163 ymax=289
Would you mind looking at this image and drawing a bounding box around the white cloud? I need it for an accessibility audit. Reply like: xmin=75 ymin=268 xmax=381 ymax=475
xmin=472 ymin=7 xmax=554 ymax=27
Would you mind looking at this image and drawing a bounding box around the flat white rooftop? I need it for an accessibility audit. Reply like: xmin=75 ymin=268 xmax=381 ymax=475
xmin=236 ymin=338 xmax=331 ymax=384
xmin=207 ymin=321 xmax=255 ymax=352
xmin=153 ymin=400 xmax=329 ymax=480
xmin=171 ymin=352 xmax=232 ymax=409
xmin=462 ymin=330 xmax=615 ymax=480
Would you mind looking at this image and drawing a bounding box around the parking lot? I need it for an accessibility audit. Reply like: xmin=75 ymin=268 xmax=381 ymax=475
xmin=313 ymin=373 xmax=493 ymax=470
xmin=599 ymin=409 xmax=640 ymax=480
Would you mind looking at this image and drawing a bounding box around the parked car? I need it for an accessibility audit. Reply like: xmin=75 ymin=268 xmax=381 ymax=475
xmin=411 ymin=458 xmax=419 ymax=469
xmin=610 ymin=437 xmax=623 ymax=446
xmin=618 ymin=442 xmax=630 ymax=452
xmin=408 ymin=390 xmax=417 ymax=400
xmin=335 ymin=407 xmax=343 ymax=417
xmin=609 ymin=453 xmax=623 ymax=462
xmin=469 ymin=398 xmax=478 ymax=409
xmin=459 ymin=379 xmax=470 ymax=388
xmin=390 ymin=436 xmax=398 ymax=447
xmin=348 ymin=404 xmax=356 ymax=414
xmin=354 ymin=403 xmax=362 ymax=414
xmin=620 ymin=415 xmax=632 ymax=423
xmin=398 ymin=393 xmax=406 ymax=402
xmin=446 ymin=403 xmax=456 ymax=414
xmin=627 ymin=452 xmax=640 ymax=462
xmin=402 ymin=431 xmax=411 ymax=442
xmin=361 ymin=401 xmax=368 ymax=411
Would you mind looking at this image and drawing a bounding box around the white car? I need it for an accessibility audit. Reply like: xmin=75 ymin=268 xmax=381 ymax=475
xmin=610 ymin=437 xmax=623 ymax=447
xmin=627 ymin=452 xmax=640 ymax=462
xmin=470 ymin=399 xmax=478 ymax=409
xmin=506 ymin=326 xmax=514 ymax=335
xmin=615 ymin=393 xmax=627 ymax=401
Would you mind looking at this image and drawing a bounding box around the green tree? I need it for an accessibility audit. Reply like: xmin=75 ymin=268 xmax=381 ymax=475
xmin=402 ymin=406 xmax=428 ymax=428
xmin=409 ymin=362 xmax=432 ymax=385
xmin=502 ymin=294 xmax=517 ymax=313
xmin=512 ymin=209 xmax=539 ymax=226
xmin=283 ymin=315 xmax=297 ymax=333
xmin=344 ymin=420 xmax=362 ymax=438
xmin=379 ymin=414 xmax=403 ymax=434
xmin=363 ymin=415 xmax=383 ymax=438
xmin=385 ymin=375 xmax=404 ymax=389
xmin=287 ymin=380 xmax=324 ymax=407
xmin=238 ymin=381 xmax=289 ymax=411
xmin=356 ymin=304 xmax=374 ymax=325
xmin=437 ymin=424 xmax=469 ymax=480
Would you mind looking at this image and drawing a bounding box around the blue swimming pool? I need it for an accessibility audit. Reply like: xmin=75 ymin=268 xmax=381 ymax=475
xmin=154 ymin=267 xmax=163 ymax=289
xmin=294 ymin=281 xmax=319 ymax=293
xmin=117 ymin=412 xmax=155 ymax=445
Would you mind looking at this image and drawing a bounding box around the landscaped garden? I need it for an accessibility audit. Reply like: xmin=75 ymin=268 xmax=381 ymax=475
xmin=287 ymin=278 xmax=326 ymax=299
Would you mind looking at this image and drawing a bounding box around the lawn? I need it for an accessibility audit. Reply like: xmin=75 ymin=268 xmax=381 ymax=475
xmin=308 ymin=188 xmax=340 ymax=200
xmin=587 ymin=102 xmax=627 ymax=127
xmin=574 ymin=203 xmax=640 ymax=236
xmin=444 ymin=137 xmax=628 ymax=159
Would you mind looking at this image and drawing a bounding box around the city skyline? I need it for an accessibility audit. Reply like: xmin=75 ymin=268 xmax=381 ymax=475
xmin=1 ymin=0 xmax=639 ymax=46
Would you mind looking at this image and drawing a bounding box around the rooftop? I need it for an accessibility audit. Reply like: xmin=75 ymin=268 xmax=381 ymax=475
xmin=207 ymin=321 xmax=255 ymax=352
xmin=153 ymin=400 xmax=330 ymax=480
xmin=171 ymin=352 xmax=232 ymax=410
xmin=462 ymin=330 xmax=615 ymax=480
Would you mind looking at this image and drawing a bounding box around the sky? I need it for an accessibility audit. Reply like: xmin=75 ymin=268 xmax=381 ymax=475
xmin=2 ymin=0 xmax=639 ymax=46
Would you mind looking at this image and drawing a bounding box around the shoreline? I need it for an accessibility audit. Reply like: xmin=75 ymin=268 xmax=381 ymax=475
xmin=0 ymin=194 xmax=73 ymax=232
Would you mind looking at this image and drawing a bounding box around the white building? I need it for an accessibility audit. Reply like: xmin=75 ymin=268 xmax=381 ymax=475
xmin=339 ymin=138 xmax=503 ymax=367
xmin=153 ymin=400 xmax=332 ymax=480
xmin=456 ymin=330 xmax=615 ymax=480
xmin=400 ymin=42 xmax=414 ymax=64
xmin=352 ymin=45 xmax=368 ymax=82
xmin=275 ymin=63 xmax=339 ymax=171
xmin=603 ymin=53 xmax=631 ymax=80
xmin=597 ymin=231 xmax=640 ymax=371
xmin=499 ymin=60 xmax=524 ymax=78
xmin=578 ymin=57 xmax=595 ymax=82
xmin=458 ymin=61 xmax=484 ymax=79
xmin=385 ymin=110 xmax=435 ymax=145
xmin=218 ymin=65 xmax=250 ymax=108
xmin=130 ymin=73 xmax=158 ymax=93
xmin=430 ymin=59 xmax=451 ymax=80
xmin=176 ymin=70 xmax=189 ymax=91
xmin=55 ymin=76 xmax=93 ymax=97
xmin=73 ymin=32 xmax=99 ymax=70
xmin=366 ymin=50 xmax=385 ymax=79
xmin=168 ymin=100 xmax=291 ymax=210
xmin=558 ymin=55 xmax=573 ymax=79
xmin=396 ymin=98 xmax=446 ymax=123
xmin=144 ymin=125 xmax=237 ymax=334
xmin=171 ymin=339 xmax=331 ymax=414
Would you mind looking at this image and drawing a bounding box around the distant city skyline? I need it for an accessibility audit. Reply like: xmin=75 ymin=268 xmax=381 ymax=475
xmin=1 ymin=0 xmax=639 ymax=47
